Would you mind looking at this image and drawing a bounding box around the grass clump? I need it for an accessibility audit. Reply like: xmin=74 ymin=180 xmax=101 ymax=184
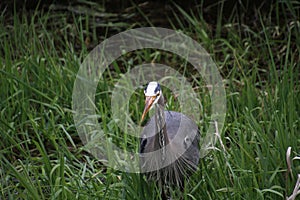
xmin=1 ymin=1 xmax=300 ymax=199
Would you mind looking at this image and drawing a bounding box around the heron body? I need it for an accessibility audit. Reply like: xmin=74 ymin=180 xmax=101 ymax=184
xmin=139 ymin=82 xmax=200 ymax=194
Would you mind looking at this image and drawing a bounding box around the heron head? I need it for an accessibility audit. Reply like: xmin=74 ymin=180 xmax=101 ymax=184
xmin=141 ymin=82 xmax=161 ymax=122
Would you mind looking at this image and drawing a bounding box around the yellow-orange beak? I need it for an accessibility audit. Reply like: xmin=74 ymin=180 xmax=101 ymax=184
xmin=141 ymin=96 xmax=156 ymax=123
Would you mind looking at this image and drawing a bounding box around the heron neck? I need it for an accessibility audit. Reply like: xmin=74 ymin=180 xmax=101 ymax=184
xmin=154 ymin=96 xmax=169 ymax=150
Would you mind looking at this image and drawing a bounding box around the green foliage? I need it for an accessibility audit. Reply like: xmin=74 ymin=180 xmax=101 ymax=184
xmin=1 ymin=1 xmax=299 ymax=199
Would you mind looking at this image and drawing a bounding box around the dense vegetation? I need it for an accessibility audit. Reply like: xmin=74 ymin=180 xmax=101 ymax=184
xmin=1 ymin=1 xmax=299 ymax=199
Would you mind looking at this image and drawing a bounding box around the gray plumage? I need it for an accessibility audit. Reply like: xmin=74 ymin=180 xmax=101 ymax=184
xmin=139 ymin=82 xmax=200 ymax=190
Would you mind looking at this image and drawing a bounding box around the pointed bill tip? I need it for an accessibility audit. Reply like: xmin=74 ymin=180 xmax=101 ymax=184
xmin=140 ymin=96 xmax=156 ymax=123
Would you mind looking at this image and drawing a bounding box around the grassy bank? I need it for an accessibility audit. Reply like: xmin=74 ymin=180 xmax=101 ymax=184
xmin=0 ymin=1 xmax=299 ymax=199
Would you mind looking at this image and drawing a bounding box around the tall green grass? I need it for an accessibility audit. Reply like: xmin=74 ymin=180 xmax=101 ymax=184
xmin=1 ymin=1 xmax=299 ymax=199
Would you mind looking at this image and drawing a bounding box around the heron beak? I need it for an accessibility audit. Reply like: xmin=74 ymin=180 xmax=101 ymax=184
xmin=141 ymin=96 xmax=156 ymax=122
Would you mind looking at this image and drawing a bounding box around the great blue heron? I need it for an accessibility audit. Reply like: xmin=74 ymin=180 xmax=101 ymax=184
xmin=139 ymin=81 xmax=200 ymax=199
